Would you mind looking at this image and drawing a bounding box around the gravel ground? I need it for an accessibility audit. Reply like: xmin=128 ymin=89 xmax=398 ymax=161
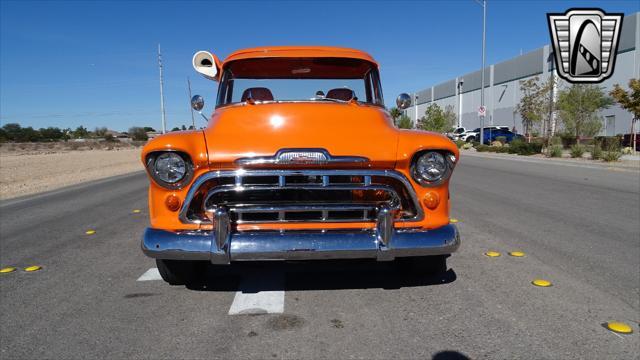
xmin=0 ymin=148 xmax=142 ymax=200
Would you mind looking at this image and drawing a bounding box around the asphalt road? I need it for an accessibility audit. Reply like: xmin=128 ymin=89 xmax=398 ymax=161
xmin=1 ymin=155 xmax=638 ymax=359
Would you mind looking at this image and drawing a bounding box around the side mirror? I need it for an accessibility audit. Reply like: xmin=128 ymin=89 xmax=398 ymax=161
xmin=396 ymin=93 xmax=412 ymax=110
xmin=191 ymin=95 xmax=204 ymax=111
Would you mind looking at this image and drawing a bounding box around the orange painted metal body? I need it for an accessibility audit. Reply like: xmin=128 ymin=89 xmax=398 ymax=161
xmin=141 ymin=46 xmax=459 ymax=232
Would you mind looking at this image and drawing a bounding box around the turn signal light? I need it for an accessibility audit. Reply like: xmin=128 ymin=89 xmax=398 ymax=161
xmin=422 ymin=191 xmax=440 ymax=210
xmin=165 ymin=195 xmax=181 ymax=212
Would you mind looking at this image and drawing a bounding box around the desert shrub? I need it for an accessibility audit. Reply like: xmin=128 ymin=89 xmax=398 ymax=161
xmin=509 ymin=139 xmax=543 ymax=155
xmin=495 ymin=136 xmax=507 ymax=144
xmin=471 ymin=141 xmax=481 ymax=148
xmin=570 ymin=144 xmax=585 ymax=158
xmin=602 ymin=151 xmax=622 ymax=162
xmin=454 ymin=140 xmax=466 ymax=148
xmin=129 ymin=127 xmax=149 ymax=141
xmin=475 ymin=145 xmax=491 ymax=152
xmin=495 ymin=147 xmax=510 ymax=153
xmin=548 ymin=145 xmax=563 ymax=157
xmin=591 ymin=145 xmax=603 ymax=160
xmin=621 ymin=147 xmax=633 ymax=155
xmin=490 ymin=140 xmax=503 ymax=147
xmin=594 ymin=136 xmax=621 ymax=151
xmin=462 ymin=142 xmax=473 ymax=150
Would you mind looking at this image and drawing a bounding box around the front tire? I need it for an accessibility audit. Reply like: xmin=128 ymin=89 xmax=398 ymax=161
xmin=466 ymin=136 xmax=475 ymax=143
xmin=156 ymin=259 xmax=203 ymax=285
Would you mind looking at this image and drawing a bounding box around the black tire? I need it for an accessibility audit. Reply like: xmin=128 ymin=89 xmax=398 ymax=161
xmin=466 ymin=136 xmax=475 ymax=143
xmin=156 ymin=259 xmax=203 ymax=285
xmin=400 ymin=255 xmax=448 ymax=276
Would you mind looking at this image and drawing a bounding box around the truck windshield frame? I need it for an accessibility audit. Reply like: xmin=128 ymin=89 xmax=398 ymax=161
xmin=215 ymin=57 xmax=384 ymax=108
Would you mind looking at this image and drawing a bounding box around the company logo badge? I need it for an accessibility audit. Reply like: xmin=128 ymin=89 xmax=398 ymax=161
xmin=547 ymin=8 xmax=623 ymax=83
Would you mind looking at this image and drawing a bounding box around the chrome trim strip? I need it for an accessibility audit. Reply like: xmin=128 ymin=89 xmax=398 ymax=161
xmin=235 ymin=148 xmax=369 ymax=167
xmin=142 ymin=224 xmax=460 ymax=262
xmin=178 ymin=169 xmax=424 ymax=225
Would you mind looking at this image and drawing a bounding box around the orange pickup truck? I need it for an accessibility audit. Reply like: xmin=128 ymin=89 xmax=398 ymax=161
xmin=141 ymin=46 xmax=460 ymax=285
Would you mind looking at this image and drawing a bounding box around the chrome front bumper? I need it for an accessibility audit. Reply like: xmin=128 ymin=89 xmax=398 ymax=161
xmin=141 ymin=207 xmax=460 ymax=263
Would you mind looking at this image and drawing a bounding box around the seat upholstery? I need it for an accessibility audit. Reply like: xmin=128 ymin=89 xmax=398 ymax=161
xmin=326 ymin=88 xmax=355 ymax=101
xmin=241 ymin=87 xmax=274 ymax=102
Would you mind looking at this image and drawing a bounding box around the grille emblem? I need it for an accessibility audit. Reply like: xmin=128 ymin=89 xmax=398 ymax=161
xmin=547 ymin=8 xmax=623 ymax=83
xmin=277 ymin=151 xmax=328 ymax=164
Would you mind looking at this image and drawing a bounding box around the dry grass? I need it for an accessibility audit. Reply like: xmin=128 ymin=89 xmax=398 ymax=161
xmin=0 ymin=141 xmax=145 ymax=200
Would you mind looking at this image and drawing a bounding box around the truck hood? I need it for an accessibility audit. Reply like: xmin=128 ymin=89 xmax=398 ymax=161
xmin=204 ymin=103 xmax=399 ymax=168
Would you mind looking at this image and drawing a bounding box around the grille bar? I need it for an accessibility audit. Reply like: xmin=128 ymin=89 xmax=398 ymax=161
xmin=179 ymin=169 xmax=423 ymax=225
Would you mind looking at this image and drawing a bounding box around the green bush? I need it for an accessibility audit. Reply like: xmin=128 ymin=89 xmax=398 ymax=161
xmin=454 ymin=140 xmax=466 ymax=148
xmin=602 ymin=151 xmax=622 ymax=162
xmin=508 ymin=139 xmax=543 ymax=156
xmin=462 ymin=142 xmax=473 ymax=150
xmin=594 ymin=136 xmax=621 ymax=151
xmin=591 ymin=145 xmax=603 ymax=160
xmin=475 ymin=145 xmax=491 ymax=152
xmin=495 ymin=136 xmax=507 ymax=144
xmin=548 ymin=145 xmax=563 ymax=158
xmin=495 ymin=147 xmax=510 ymax=153
xmin=550 ymin=136 xmax=562 ymax=146
xmin=570 ymin=144 xmax=585 ymax=158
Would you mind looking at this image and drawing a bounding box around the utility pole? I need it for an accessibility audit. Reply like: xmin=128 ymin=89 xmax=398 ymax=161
xmin=187 ymin=77 xmax=195 ymax=129
xmin=158 ymin=44 xmax=167 ymax=134
xmin=458 ymin=79 xmax=464 ymax=128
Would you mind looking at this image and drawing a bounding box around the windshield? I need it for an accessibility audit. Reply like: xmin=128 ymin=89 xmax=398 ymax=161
xmin=216 ymin=57 xmax=384 ymax=107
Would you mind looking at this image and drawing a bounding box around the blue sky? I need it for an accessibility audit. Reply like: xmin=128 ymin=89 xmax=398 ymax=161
xmin=1 ymin=0 xmax=638 ymax=132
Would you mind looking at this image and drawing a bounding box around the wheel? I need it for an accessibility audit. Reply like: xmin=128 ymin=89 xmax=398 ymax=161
xmin=466 ymin=136 xmax=475 ymax=143
xmin=156 ymin=259 xmax=204 ymax=285
xmin=399 ymin=255 xmax=448 ymax=276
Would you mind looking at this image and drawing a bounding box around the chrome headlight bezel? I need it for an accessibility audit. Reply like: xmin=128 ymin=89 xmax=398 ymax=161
xmin=146 ymin=151 xmax=194 ymax=190
xmin=410 ymin=150 xmax=456 ymax=186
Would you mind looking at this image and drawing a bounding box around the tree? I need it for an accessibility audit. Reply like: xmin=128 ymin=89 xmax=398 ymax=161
xmin=396 ymin=114 xmax=413 ymax=129
xmin=129 ymin=127 xmax=148 ymax=141
xmin=418 ymin=103 xmax=454 ymax=133
xmin=72 ymin=126 xmax=89 ymax=139
xmin=515 ymin=77 xmax=548 ymax=139
xmin=443 ymin=105 xmax=457 ymax=129
xmin=610 ymin=79 xmax=639 ymax=152
xmin=389 ymin=107 xmax=402 ymax=124
xmin=39 ymin=127 xmax=64 ymax=141
xmin=94 ymin=127 xmax=108 ymax=138
xmin=171 ymin=127 xmax=181 ymax=132
xmin=1 ymin=123 xmax=41 ymax=142
xmin=143 ymin=127 xmax=156 ymax=132
xmin=557 ymin=84 xmax=613 ymax=139
xmin=181 ymin=125 xmax=187 ymax=131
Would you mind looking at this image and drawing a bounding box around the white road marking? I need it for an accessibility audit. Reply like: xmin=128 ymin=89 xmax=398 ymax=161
xmin=137 ymin=267 xmax=162 ymax=281
xmin=228 ymin=271 xmax=285 ymax=315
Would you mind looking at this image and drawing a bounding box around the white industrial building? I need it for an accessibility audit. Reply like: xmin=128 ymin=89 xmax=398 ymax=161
xmin=404 ymin=12 xmax=639 ymax=136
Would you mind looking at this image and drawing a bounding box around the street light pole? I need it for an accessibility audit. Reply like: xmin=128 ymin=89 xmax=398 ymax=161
xmin=479 ymin=0 xmax=486 ymax=144
xmin=458 ymin=79 xmax=464 ymax=128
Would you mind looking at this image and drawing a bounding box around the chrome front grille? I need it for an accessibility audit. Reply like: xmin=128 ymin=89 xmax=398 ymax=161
xmin=179 ymin=170 xmax=423 ymax=225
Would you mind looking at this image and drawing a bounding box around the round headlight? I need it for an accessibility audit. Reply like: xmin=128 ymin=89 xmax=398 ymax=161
xmin=153 ymin=152 xmax=187 ymax=184
xmin=412 ymin=151 xmax=449 ymax=184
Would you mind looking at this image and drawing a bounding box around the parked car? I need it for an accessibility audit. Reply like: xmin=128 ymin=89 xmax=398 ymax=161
xmin=461 ymin=126 xmax=510 ymax=142
xmin=446 ymin=127 xmax=467 ymax=140
xmin=481 ymin=128 xmax=524 ymax=144
xmin=140 ymin=46 xmax=461 ymax=285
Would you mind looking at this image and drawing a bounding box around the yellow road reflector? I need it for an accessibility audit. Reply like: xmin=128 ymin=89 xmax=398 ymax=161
xmin=509 ymin=251 xmax=525 ymax=257
xmin=85 ymin=230 xmax=96 ymax=235
xmin=605 ymin=321 xmax=633 ymax=334
xmin=532 ymin=279 xmax=552 ymax=287
xmin=450 ymin=218 xmax=459 ymax=223
xmin=24 ymin=265 xmax=42 ymax=272
xmin=0 ymin=267 xmax=17 ymax=274
xmin=132 ymin=209 xmax=141 ymax=213
xmin=484 ymin=251 xmax=501 ymax=257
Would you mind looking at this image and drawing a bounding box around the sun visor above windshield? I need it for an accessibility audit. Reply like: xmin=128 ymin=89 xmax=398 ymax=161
xmin=225 ymin=57 xmax=376 ymax=79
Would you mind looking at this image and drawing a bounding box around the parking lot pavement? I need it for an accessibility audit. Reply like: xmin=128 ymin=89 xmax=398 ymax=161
xmin=1 ymin=157 xmax=638 ymax=359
